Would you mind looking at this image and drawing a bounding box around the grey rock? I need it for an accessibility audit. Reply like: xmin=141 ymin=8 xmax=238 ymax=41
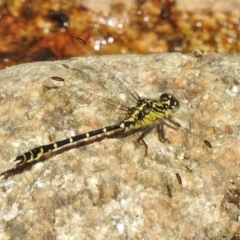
xmin=0 ymin=53 xmax=239 ymax=239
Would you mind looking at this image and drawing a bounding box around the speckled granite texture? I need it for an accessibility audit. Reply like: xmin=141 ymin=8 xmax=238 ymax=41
xmin=0 ymin=53 xmax=239 ymax=239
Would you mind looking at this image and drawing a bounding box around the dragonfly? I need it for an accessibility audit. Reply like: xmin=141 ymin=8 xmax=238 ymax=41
xmin=0 ymin=38 xmax=211 ymax=180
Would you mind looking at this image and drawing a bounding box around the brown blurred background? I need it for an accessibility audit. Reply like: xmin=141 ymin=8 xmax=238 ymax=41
xmin=0 ymin=0 xmax=239 ymax=69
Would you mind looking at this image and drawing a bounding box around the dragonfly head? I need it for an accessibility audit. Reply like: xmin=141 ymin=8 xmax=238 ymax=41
xmin=159 ymin=93 xmax=180 ymax=113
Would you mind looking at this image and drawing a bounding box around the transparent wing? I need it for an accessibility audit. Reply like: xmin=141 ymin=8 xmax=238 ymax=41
xmin=48 ymin=75 xmax=130 ymax=127
xmin=60 ymin=38 xmax=140 ymax=107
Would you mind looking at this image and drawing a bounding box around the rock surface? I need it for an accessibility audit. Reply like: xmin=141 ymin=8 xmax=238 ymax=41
xmin=0 ymin=53 xmax=239 ymax=239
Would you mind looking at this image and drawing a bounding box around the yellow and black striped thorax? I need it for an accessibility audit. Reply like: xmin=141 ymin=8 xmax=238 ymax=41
xmin=122 ymin=93 xmax=180 ymax=132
